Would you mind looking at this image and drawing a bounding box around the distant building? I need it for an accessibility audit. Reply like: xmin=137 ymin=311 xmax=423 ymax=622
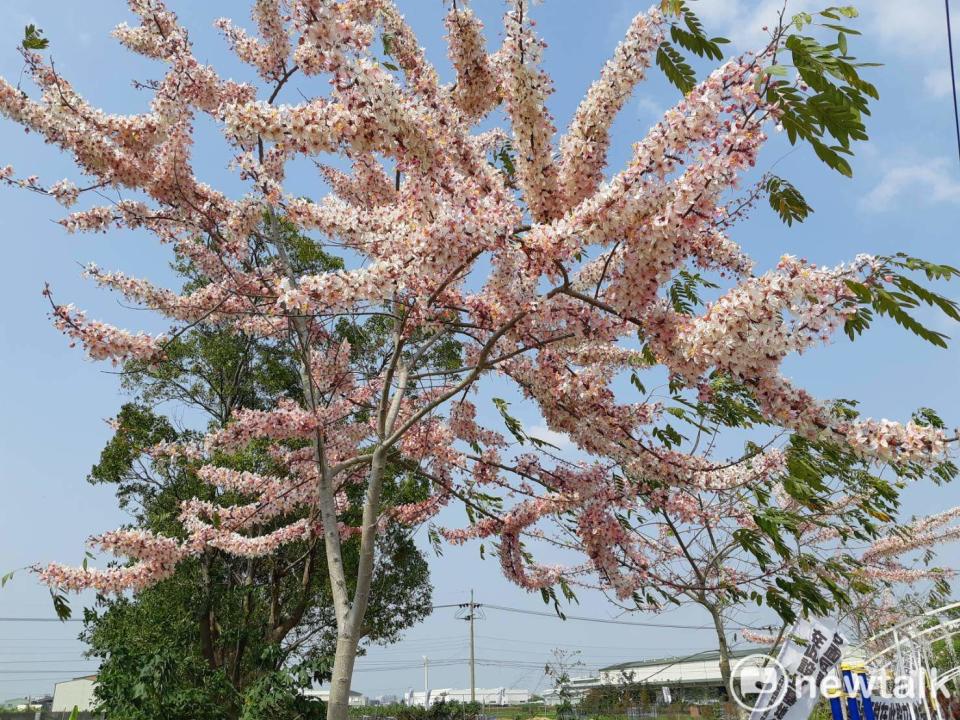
xmin=302 ymin=688 xmax=369 ymax=706
xmin=403 ymin=688 xmax=531 ymax=707
xmin=543 ymin=649 xmax=775 ymax=706
xmin=2 ymin=695 xmax=52 ymax=712
xmin=52 ymin=675 xmax=98 ymax=713
xmin=542 ymin=676 xmax=603 ymax=705
xmin=597 ymin=649 xmax=770 ymax=703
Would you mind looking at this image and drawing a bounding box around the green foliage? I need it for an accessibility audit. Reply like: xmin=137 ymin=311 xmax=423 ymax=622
xmin=359 ymin=700 xmax=487 ymax=720
xmin=764 ymin=8 xmax=879 ymax=177
xmin=765 ymin=176 xmax=813 ymax=226
xmin=658 ymin=1 xmax=728 ymax=93
xmin=844 ymin=254 xmax=960 ymax=348
xmin=240 ymin=668 xmax=327 ymax=720
xmin=656 ymin=41 xmax=697 ymax=94
xmin=667 ymin=269 xmax=719 ymax=316
xmin=624 ymin=324 xmax=958 ymax=626
xmin=83 ymin=594 xmax=238 ymax=720
xmin=580 ymin=682 xmax=658 ymax=715
xmin=488 ymin=140 xmax=517 ymax=189
xmin=51 ymin=588 xmax=72 ymax=620
xmin=380 ymin=32 xmax=400 ymax=71
xmin=491 ymin=397 xmax=558 ymax=450
xmin=22 ymin=25 xmax=49 ymax=51
xmin=668 ymin=5 xmax=727 ymax=62
xmin=89 ymin=404 xmax=178 ymax=508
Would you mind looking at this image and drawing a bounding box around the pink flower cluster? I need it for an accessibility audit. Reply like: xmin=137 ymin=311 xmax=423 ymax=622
xmin=49 ymin=302 xmax=166 ymax=365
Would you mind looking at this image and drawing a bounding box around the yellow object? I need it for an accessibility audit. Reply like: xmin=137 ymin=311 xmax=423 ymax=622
xmin=840 ymin=661 xmax=866 ymax=673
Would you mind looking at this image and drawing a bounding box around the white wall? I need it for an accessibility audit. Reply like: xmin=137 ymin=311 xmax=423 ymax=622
xmin=52 ymin=678 xmax=97 ymax=713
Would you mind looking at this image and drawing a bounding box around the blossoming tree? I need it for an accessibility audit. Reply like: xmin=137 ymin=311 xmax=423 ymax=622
xmin=589 ymin=397 xmax=960 ymax=697
xmin=1 ymin=2 xmax=958 ymax=719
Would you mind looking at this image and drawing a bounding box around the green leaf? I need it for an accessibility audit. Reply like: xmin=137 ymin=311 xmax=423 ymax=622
xmin=50 ymin=589 xmax=72 ymax=621
xmin=792 ymin=12 xmax=814 ymax=31
xmin=660 ymin=0 xmax=684 ymax=15
xmin=765 ymin=176 xmax=813 ymax=226
xmin=22 ymin=24 xmax=49 ymax=51
xmin=811 ymin=140 xmax=853 ymax=177
xmin=492 ymin=397 xmax=527 ymax=446
xmin=843 ymin=258 xmax=960 ymax=349
xmin=381 ymin=33 xmax=395 ymax=57
xmin=656 ymin=41 xmax=696 ymax=94
xmin=667 ymin=268 xmax=718 ymax=315
xmin=821 ymin=23 xmax=860 ymax=36
xmin=669 ymin=25 xmax=725 ymax=62
xmin=0 ymin=571 xmax=13 ymax=588
xmin=766 ymin=24 xmax=878 ymax=175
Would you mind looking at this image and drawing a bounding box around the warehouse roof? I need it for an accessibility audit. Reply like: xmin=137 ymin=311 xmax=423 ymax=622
xmin=600 ymin=647 xmax=766 ymax=673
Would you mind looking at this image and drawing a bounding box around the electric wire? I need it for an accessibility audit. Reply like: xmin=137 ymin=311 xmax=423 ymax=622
xmin=946 ymin=0 xmax=960 ymax=164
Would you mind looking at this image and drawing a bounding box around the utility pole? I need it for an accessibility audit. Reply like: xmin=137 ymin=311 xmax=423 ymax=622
xmin=457 ymin=590 xmax=484 ymax=703
xmin=423 ymin=655 xmax=429 ymax=707
xmin=469 ymin=589 xmax=476 ymax=703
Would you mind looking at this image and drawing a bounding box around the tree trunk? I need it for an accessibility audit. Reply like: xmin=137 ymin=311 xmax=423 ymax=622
xmin=270 ymin=217 xmax=399 ymax=720
xmin=707 ymin=604 xmax=746 ymax=720
xmin=327 ymin=632 xmax=360 ymax=720
xmin=325 ymin=450 xmax=387 ymax=720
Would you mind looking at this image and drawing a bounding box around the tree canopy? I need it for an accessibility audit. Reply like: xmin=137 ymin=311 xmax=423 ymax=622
xmin=0 ymin=3 xmax=958 ymax=720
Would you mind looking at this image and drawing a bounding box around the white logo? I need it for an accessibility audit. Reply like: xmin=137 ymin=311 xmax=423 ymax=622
xmin=732 ymin=654 xmax=789 ymax=713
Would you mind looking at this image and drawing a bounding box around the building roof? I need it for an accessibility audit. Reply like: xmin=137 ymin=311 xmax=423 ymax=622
xmin=599 ymin=647 xmax=766 ymax=673
xmin=54 ymin=675 xmax=97 ymax=685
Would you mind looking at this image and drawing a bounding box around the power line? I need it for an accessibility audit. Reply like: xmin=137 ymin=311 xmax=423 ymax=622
xmin=479 ymin=603 xmax=718 ymax=630
xmin=947 ymin=0 xmax=960 ymax=164
xmin=0 ymin=656 xmax=100 ymax=669
xmin=0 ymin=670 xmax=96 ymax=675
xmin=475 ymin=633 xmax=703 ymax=652
xmin=0 ymin=603 xmax=767 ymax=632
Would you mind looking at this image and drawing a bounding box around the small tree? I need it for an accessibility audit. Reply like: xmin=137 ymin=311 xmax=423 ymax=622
xmin=594 ymin=394 xmax=960 ymax=700
xmin=545 ymin=648 xmax=585 ymax=717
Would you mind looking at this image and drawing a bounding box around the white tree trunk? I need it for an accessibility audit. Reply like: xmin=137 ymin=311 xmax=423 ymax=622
xmin=327 ymin=632 xmax=360 ymax=720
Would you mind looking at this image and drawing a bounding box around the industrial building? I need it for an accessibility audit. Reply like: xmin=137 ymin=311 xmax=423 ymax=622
xmin=51 ymin=675 xmax=98 ymax=713
xmin=403 ymin=687 xmax=531 ymax=707
xmin=546 ymin=648 xmax=770 ymax=705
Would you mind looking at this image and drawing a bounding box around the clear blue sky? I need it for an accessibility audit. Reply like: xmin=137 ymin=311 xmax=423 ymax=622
xmin=1 ymin=0 xmax=959 ymax=701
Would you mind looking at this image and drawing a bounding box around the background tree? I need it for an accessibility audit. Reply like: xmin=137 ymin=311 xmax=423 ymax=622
xmin=78 ymin=230 xmax=433 ymax=720
xmin=0 ymin=4 xmax=958 ymax=720
xmin=544 ymin=649 xmax=584 ymax=720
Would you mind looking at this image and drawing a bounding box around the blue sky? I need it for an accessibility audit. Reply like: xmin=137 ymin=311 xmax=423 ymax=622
xmin=1 ymin=0 xmax=959 ymax=701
